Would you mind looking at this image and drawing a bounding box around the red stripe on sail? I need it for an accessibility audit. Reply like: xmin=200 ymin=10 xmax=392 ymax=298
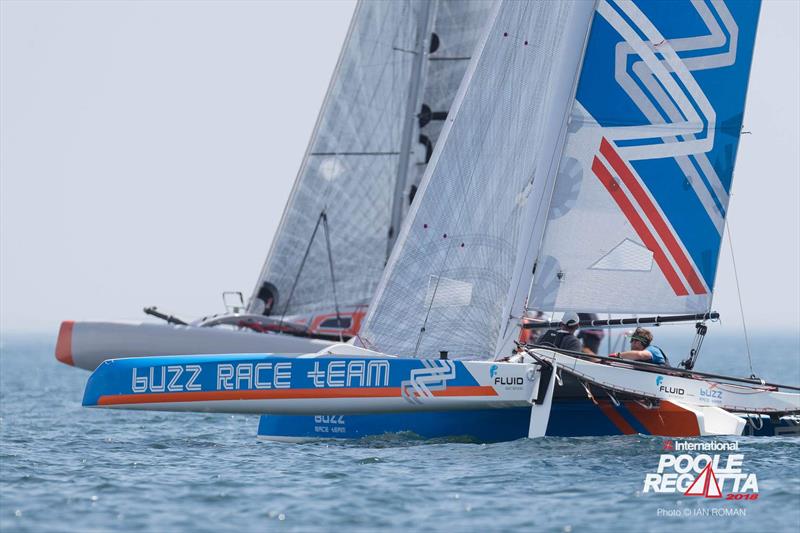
xmin=600 ymin=138 xmax=707 ymax=295
xmin=592 ymin=156 xmax=689 ymax=296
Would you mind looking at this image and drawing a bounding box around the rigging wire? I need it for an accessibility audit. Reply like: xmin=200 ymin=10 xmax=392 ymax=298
xmin=278 ymin=211 xmax=326 ymax=329
xmin=725 ymin=220 xmax=757 ymax=378
xmin=412 ymin=4 xmax=520 ymax=357
xmin=321 ymin=211 xmax=344 ymax=342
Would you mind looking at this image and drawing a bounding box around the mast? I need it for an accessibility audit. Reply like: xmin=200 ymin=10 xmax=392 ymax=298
xmin=358 ymin=0 xmax=598 ymax=358
xmin=492 ymin=1 xmax=599 ymax=359
xmin=386 ymin=0 xmax=435 ymax=262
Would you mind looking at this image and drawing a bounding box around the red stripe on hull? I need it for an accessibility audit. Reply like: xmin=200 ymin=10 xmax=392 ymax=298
xmin=626 ymin=400 xmax=701 ymax=437
xmin=97 ymin=385 xmax=498 ymax=406
xmin=591 ymin=157 xmax=688 ymax=295
xmin=596 ymin=401 xmax=638 ymax=435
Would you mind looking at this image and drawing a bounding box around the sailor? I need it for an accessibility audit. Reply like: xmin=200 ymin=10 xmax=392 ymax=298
xmin=518 ymin=309 xmax=546 ymax=346
xmin=576 ymin=312 xmax=604 ymax=355
xmin=609 ymin=327 xmax=666 ymax=365
xmin=536 ymin=311 xmax=583 ymax=352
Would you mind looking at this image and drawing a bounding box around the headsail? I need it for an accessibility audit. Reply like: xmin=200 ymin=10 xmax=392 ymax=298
xmin=358 ymin=0 xmax=597 ymax=359
xmin=249 ymin=0 xmax=493 ymax=327
xmin=529 ymin=0 xmax=761 ymax=314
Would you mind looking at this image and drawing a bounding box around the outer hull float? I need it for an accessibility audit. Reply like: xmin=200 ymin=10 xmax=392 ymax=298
xmin=56 ymin=320 xmax=332 ymax=371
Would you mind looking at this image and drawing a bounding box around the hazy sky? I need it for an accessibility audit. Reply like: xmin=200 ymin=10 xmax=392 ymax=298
xmin=1 ymin=0 xmax=798 ymax=335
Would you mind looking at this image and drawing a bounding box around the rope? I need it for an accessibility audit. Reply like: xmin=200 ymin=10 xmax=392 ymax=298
xmin=321 ymin=212 xmax=344 ymax=342
xmin=279 ymin=211 xmax=326 ymax=328
xmin=726 ymin=221 xmax=756 ymax=378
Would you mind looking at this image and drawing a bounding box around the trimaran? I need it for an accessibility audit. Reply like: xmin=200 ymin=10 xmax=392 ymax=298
xmin=79 ymin=0 xmax=800 ymax=440
xmin=56 ymin=0 xmax=492 ymax=371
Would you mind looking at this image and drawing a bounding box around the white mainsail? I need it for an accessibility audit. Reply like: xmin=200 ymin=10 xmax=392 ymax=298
xmin=249 ymin=0 xmax=493 ymax=325
xmin=358 ymin=0 xmax=597 ymax=359
xmin=405 ymin=0 xmax=497 ymax=209
xmin=249 ymin=1 xmax=424 ymax=320
xmin=527 ymin=0 xmax=761 ymax=315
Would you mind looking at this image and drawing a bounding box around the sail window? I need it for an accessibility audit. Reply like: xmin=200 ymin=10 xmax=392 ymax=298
xmin=590 ymin=238 xmax=654 ymax=272
xmin=424 ymin=276 xmax=473 ymax=308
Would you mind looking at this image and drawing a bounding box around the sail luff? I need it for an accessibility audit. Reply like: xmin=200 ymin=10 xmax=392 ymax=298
xmin=357 ymin=0 xmax=503 ymax=353
xmin=494 ymin=0 xmax=600 ymax=359
xmin=359 ymin=0 xmax=599 ymax=358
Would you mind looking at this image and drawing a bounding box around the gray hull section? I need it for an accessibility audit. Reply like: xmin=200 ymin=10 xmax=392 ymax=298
xmin=56 ymin=320 xmax=333 ymax=371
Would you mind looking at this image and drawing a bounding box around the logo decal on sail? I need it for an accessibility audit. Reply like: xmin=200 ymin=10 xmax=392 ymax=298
xmin=585 ymin=0 xmax=745 ymax=296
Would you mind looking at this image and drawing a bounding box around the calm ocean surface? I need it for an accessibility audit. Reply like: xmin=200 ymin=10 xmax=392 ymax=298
xmin=1 ymin=332 xmax=799 ymax=532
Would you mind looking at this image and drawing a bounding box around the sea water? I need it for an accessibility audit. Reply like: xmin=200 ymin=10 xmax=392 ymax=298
xmin=1 ymin=332 xmax=799 ymax=532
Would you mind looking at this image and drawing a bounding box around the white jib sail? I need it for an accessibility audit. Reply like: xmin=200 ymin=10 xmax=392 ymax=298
xmin=358 ymin=0 xmax=597 ymax=359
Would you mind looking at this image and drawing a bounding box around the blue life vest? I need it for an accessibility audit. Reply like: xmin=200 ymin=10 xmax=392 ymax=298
xmin=646 ymin=345 xmax=666 ymax=365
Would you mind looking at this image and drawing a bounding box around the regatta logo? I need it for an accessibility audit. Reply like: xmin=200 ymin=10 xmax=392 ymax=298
xmin=643 ymin=441 xmax=758 ymax=501
xmin=656 ymin=376 xmax=684 ymax=395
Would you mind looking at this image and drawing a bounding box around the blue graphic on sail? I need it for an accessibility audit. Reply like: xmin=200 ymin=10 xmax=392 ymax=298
xmin=530 ymin=0 xmax=761 ymax=314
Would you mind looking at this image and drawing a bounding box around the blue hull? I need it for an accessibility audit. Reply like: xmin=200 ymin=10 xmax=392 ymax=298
xmin=257 ymin=400 xmax=800 ymax=442
xmin=257 ymin=400 xmax=640 ymax=441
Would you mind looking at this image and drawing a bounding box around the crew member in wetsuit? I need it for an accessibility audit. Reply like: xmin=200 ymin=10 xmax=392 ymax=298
xmin=537 ymin=311 xmax=583 ymax=352
xmin=609 ymin=327 xmax=666 ymax=365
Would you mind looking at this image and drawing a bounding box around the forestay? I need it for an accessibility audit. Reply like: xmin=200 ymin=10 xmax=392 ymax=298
xmin=529 ymin=0 xmax=761 ymax=314
xmin=358 ymin=0 xmax=597 ymax=359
